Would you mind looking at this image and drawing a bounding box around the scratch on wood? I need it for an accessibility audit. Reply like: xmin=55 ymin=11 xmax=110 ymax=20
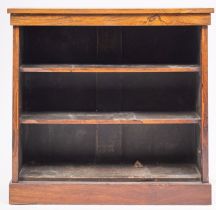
xmin=145 ymin=15 xmax=167 ymax=24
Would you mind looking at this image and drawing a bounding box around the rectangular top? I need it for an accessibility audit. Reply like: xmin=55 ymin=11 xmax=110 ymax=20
xmin=8 ymin=8 xmax=214 ymax=26
xmin=7 ymin=8 xmax=214 ymax=14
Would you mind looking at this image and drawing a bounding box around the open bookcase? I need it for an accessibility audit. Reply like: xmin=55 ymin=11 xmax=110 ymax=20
xmin=8 ymin=8 xmax=213 ymax=204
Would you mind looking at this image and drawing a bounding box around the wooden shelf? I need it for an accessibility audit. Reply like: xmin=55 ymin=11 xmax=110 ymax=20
xmin=21 ymin=112 xmax=200 ymax=124
xmin=20 ymin=64 xmax=200 ymax=73
xmin=19 ymin=163 xmax=201 ymax=182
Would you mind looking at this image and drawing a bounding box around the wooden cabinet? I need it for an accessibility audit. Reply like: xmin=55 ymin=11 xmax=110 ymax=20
xmin=8 ymin=8 xmax=213 ymax=204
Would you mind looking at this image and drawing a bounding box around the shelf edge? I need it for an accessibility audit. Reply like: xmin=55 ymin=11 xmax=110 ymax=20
xmin=20 ymin=65 xmax=200 ymax=73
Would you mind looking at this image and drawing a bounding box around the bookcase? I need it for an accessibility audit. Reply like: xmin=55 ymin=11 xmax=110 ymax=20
xmin=8 ymin=8 xmax=213 ymax=204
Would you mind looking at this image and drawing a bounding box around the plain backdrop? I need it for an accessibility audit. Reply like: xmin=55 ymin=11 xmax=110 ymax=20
xmin=0 ymin=0 xmax=215 ymax=209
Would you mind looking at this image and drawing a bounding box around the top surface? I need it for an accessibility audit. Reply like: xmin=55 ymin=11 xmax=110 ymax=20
xmin=7 ymin=8 xmax=214 ymax=15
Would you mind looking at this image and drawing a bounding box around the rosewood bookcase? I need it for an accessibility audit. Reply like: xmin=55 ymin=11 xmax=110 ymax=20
xmin=8 ymin=8 xmax=213 ymax=204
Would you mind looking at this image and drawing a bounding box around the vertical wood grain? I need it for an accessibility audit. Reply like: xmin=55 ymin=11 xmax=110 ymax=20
xmin=12 ymin=26 xmax=20 ymax=182
xmin=96 ymin=125 xmax=122 ymax=162
xmin=200 ymin=26 xmax=208 ymax=182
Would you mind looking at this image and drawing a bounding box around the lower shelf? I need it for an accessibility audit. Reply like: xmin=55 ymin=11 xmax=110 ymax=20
xmin=19 ymin=163 xmax=201 ymax=182
xmin=10 ymin=181 xmax=211 ymax=204
xmin=21 ymin=112 xmax=200 ymax=124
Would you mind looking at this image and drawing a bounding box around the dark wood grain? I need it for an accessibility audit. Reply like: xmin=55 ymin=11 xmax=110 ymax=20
xmin=22 ymin=72 xmax=198 ymax=112
xmin=20 ymin=112 xmax=200 ymax=124
xmin=12 ymin=27 xmax=20 ymax=182
xmin=96 ymin=125 xmax=122 ymax=162
xmin=200 ymin=26 xmax=208 ymax=182
xmin=21 ymin=124 xmax=197 ymax=164
xmin=21 ymin=27 xmax=201 ymax=65
xmin=97 ymin=27 xmax=122 ymax=64
xmin=20 ymin=64 xmax=200 ymax=72
xmin=9 ymin=181 xmax=211 ymax=204
xmin=19 ymin=163 xmax=201 ymax=182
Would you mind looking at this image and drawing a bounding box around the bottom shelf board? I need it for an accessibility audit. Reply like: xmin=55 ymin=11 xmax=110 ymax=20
xmin=19 ymin=163 xmax=201 ymax=182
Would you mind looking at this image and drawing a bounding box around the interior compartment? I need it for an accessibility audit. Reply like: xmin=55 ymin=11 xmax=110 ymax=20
xmin=20 ymin=124 xmax=200 ymax=181
xmin=19 ymin=25 xmax=201 ymax=183
xmin=21 ymin=26 xmax=200 ymax=65
xmin=22 ymin=124 xmax=197 ymax=163
xmin=22 ymin=72 xmax=198 ymax=112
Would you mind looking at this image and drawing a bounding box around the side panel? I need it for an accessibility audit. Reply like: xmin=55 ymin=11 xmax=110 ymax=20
xmin=12 ymin=26 xmax=21 ymax=182
xmin=200 ymin=26 xmax=208 ymax=182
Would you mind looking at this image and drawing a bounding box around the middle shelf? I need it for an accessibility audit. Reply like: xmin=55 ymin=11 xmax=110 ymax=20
xmin=20 ymin=64 xmax=200 ymax=73
xmin=21 ymin=112 xmax=200 ymax=124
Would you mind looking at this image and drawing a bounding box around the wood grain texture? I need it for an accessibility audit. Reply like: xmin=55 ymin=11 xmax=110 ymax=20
xmin=9 ymin=181 xmax=211 ymax=204
xmin=20 ymin=112 xmax=200 ymax=124
xmin=10 ymin=14 xmax=211 ymax=26
xmin=7 ymin=8 xmax=214 ymax=14
xmin=12 ymin=27 xmax=20 ymax=182
xmin=19 ymin=163 xmax=201 ymax=182
xmin=20 ymin=64 xmax=200 ymax=73
xmin=200 ymin=26 xmax=208 ymax=182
